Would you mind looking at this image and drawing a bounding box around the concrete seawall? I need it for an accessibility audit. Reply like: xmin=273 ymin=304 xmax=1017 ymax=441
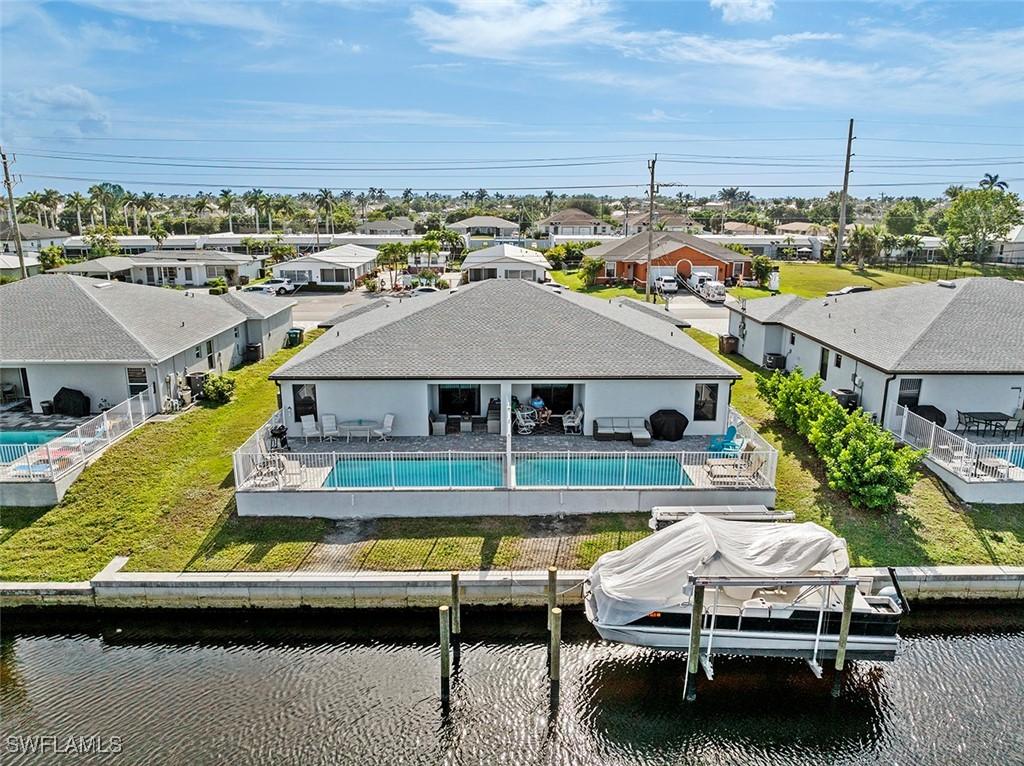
xmin=2 ymin=558 xmax=1022 ymax=609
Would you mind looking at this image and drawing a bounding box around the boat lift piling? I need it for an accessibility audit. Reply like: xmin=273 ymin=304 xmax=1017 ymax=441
xmin=439 ymin=605 xmax=451 ymax=703
xmin=450 ymin=572 xmax=462 ymax=663
xmin=549 ymin=607 xmax=562 ymax=706
xmin=831 ymin=583 xmax=857 ymax=697
xmin=684 ymin=582 xmax=705 ymax=702
xmin=546 ymin=567 xmax=557 ymax=632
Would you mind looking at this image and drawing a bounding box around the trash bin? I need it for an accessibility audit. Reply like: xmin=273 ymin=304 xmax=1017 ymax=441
xmin=41 ymin=400 xmax=53 ymax=415
xmin=287 ymin=328 xmax=304 ymax=347
xmin=718 ymin=334 xmax=739 ymax=354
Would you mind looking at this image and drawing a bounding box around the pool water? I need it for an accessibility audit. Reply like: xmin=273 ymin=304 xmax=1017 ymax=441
xmin=0 ymin=429 xmax=66 ymax=445
xmin=516 ymin=454 xmax=692 ymax=487
xmin=321 ymin=454 xmax=692 ymax=489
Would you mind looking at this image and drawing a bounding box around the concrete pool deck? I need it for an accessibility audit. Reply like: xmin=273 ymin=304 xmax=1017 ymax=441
xmin=3 ymin=557 xmax=1022 ymax=608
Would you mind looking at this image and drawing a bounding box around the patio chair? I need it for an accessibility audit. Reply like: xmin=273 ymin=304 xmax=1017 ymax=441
xmin=709 ymin=455 xmax=766 ymax=486
xmin=562 ymin=406 xmax=583 ymax=434
xmin=429 ymin=411 xmax=447 ymax=436
xmin=320 ymin=413 xmax=340 ymax=442
xmin=300 ymin=414 xmax=319 ymax=444
xmin=953 ymin=411 xmax=974 ymax=435
xmin=373 ymin=413 xmax=395 ymax=442
xmin=593 ymin=418 xmax=615 ymax=441
xmin=515 ymin=410 xmax=536 ymax=435
xmin=709 ymin=425 xmax=739 ymax=452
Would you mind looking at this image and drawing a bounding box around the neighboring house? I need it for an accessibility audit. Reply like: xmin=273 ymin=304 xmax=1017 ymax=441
xmin=218 ymin=291 xmax=297 ymax=355
xmin=535 ymin=208 xmax=612 ymax=236
xmin=62 ymin=234 xmax=201 ymax=257
xmin=0 ymin=275 xmax=294 ymax=413
xmin=0 ymin=253 xmax=41 ymax=279
xmin=407 ymin=248 xmax=450 ymax=273
xmin=622 ymin=212 xmax=700 ymax=235
xmin=50 ymin=249 xmax=267 ymax=286
xmin=1 ymin=222 xmax=70 ymax=253
xmin=776 ymin=221 xmax=831 ymax=236
xmin=700 ymin=233 xmax=824 ymax=260
xmin=993 ymin=224 xmax=1024 ymax=265
xmin=460 ymin=244 xmax=550 ymax=283
xmin=881 ymin=235 xmax=944 ymax=263
xmin=722 ymin=221 xmax=761 ymax=235
xmin=271 ymin=244 xmax=378 ymax=288
xmin=724 ymin=278 xmax=1024 ymax=431
xmin=357 ymin=218 xmax=416 ymax=235
xmin=269 ymin=279 xmax=740 ymax=438
xmin=449 ymin=215 xmax=519 ymax=237
xmin=585 ymin=231 xmax=752 ymax=285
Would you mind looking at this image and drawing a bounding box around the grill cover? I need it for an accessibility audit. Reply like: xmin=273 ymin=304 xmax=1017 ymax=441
xmin=648 ymin=409 xmax=688 ymax=441
xmin=908 ymin=405 xmax=947 ymax=428
xmin=52 ymin=387 xmax=91 ymax=417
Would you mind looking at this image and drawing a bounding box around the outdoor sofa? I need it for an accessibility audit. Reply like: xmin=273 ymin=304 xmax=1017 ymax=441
xmin=593 ymin=417 xmax=652 ymax=445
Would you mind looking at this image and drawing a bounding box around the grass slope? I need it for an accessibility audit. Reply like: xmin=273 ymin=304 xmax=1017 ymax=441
xmin=550 ymin=270 xmax=664 ymax=304
xmin=0 ymin=333 xmax=330 ymax=581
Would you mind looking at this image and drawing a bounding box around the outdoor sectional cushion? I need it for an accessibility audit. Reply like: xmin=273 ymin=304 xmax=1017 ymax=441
xmin=630 ymin=429 xmax=652 ymax=446
xmin=627 ymin=418 xmax=647 ymax=430
xmin=612 ymin=418 xmax=631 ymax=433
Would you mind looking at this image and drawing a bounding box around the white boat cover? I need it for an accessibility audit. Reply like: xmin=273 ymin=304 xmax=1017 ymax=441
xmin=587 ymin=515 xmax=848 ymax=626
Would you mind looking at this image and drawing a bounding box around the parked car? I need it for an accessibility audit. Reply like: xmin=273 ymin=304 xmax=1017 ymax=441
xmin=241 ymin=285 xmax=265 ymax=293
xmin=412 ymin=285 xmax=440 ymax=294
xmin=653 ymin=275 xmax=679 ymax=293
xmin=262 ymin=278 xmax=297 ymax=295
xmin=826 ymin=285 xmax=872 ymax=296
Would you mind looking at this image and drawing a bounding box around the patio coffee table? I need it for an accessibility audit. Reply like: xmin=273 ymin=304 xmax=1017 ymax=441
xmin=338 ymin=419 xmax=381 ymax=443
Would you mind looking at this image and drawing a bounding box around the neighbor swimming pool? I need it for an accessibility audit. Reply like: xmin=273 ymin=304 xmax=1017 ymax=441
xmin=320 ymin=454 xmax=692 ymax=489
xmin=0 ymin=428 xmax=67 ymax=463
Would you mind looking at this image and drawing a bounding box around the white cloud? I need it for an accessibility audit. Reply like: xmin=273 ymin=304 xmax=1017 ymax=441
xmin=409 ymin=0 xmax=613 ymax=60
xmin=70 ymin=1 xmax=282 ymax=36
xmin=332 ymin=38 xmax=364 ymax=53
xmin=709 ymin=0 xmax=775 ymax=24
xmin=5 ymin=84 xmax=112 ymax=135
xmin=226 ymin=100 xmax=502 ymax=129
xmin=78 ymin=21 xmax=148 ymax=52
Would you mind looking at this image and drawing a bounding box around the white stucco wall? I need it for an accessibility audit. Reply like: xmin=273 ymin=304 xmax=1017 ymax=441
xmin=280 ymin=379 xmax=431 ymax=436
xmin=581 ymin=378 xmax=731 ymax=436
xmin=245 ymin=309 xmax=293 ymax=356
xmin=24 ymin=363 xmax=133 ymax=412
xmin=728 ymin=312 xmax=783 ymax=366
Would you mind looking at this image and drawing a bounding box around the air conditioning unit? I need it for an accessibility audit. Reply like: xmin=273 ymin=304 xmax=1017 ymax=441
xmin=763 ymin=353 xmax=786 ymax=370
xmin=185 ymin=372 xmax=208 ymax=397
xmin=832 ymin=388 xmax=859 ymax=410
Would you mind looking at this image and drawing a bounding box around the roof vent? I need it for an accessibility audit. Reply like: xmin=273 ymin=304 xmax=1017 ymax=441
xmin=937 ymin=279 xmax=956 ymax=288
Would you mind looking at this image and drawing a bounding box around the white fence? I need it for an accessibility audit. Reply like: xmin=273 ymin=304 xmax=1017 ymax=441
xmin=890 ymin=405 xmax=1023 ymax=483
xmin=0 ymin=393 xmax=156 ymax=482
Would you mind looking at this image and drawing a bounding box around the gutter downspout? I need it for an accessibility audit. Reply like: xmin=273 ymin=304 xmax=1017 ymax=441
xmin=880 ymin=373 xmax=898 ymax=430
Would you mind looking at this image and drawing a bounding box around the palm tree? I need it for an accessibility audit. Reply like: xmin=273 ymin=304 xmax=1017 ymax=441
xmin=879 ymin=231 xmax=899 ymax=262
xmin=717 ymin=187 xmax=741 ymax=208
xmin=315 ymin=188 xmax=335 ymax=235
xmin=402 ymin=188 xmax=414 ymax=204
xmin=243 ymin=189 xmax=264 ymax=234
xmin=66 ymin=192 xmax=88 ymax=234
xmin=899 ymin=234 xmax=923 ymax=263
xmin=848 ymin=224 xmax=880 ymax=270
xmin=376 ymin=242 xmax=406 ymax=287
xmin=543 ymin=190 xmax=555 ymax=215
xmin=944 ymin=184 xmax=965 ymax=201
xmin=474 ymin=188 xmax=488 ymax=205
xmin=40 ymin=188 xmax=62 ymax=229
xmin=151 ymin=224 xmax=168 ymax=248
xmin=192 ymin=192 xmax=213 ymax=218
xmin=219 ymin=189 xmax=237 ymax=232
xmin=979 ymin=173 xmax=1008 ymax=191
xmin=355 ymin=192 xmax=369 ymax=220
xmin=21 ymin=191 xmax=44 ymax=225
xmin=274 ymin=195 xmax=295 ymax=230
xmin=88 ymin=184 xmax=108 ymax=226
xmin=137 ymin=192 xmax=157 ymax=232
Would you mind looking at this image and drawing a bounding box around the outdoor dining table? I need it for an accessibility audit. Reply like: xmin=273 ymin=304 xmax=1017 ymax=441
xmin=963 ymin=411 xmax=1012 ymax=433
xmin=338 ymin=419 xmax=382 ymax=443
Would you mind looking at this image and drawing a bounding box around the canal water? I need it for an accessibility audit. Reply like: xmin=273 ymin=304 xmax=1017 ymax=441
xmin=2 ymin=605 xmax=1022 ymax=765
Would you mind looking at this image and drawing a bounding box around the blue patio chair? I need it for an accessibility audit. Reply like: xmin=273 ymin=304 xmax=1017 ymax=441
xmin=709 ymin=425 xmax=739 ymax=452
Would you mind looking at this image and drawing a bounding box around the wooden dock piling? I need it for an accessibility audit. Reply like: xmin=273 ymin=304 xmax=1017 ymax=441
xmin=450 ymin=572 xmax=461 ymax=638
xmin=547 ymin=567 xmax=557 ymax=631
xmin=439 ymin=605 xmax=451 ymax=700
xmin=685 ymin=585 xmax=705 ymax=702
xmin=831 ymin=583 xmax=857 ymax=697
xmin=549 ymin=607 xmax=562 ymax=701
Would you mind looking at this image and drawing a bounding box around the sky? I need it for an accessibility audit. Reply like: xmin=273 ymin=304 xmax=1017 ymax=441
xmin=1 ymin=0 xmax=1022 ymax=198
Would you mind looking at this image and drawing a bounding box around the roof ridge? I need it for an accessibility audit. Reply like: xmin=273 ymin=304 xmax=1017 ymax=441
xmin=67 ymin=276 xmax=158 ymax=360
xmin=888 ymin=280 xmax=967 ymax=370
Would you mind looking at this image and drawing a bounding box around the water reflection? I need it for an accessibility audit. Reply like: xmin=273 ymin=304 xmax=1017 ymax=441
xmin=1 ymin=606 xmax=1022 ymax=766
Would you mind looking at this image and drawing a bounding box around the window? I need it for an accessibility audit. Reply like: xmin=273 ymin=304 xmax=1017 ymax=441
xmin=897 ymin=378 xmax=922 ymax=408
xmin=195 ymin=345 xmax=202 ymax=360
xmin=206 ymin=265 xmax=228 ymax=278
xmin=819 ymin=348 xmax=829 ymax=380
xmin=126 ymin=367 xmax=148 ymax=396
xmin=206 ymin=340 xmax=215 ymax=370
xmin=789 ymin=333 xmax=795 ymax=346
xmin=834 ymin=354 xmax=843 ymax=369
xmin=438 ymin=384 xmax=480 ymax=417
xmin=184 ymin=267 xmax=193 ymax=281
xmin=605 ymin=264 xmax=615 ymax=278
xmin=293 ymin=384 xmax=317 ymax=421
xmin=693 ymin=383 xmax=718 ymax=421
xmin=234 ymin=327 xmax=239 ymax=338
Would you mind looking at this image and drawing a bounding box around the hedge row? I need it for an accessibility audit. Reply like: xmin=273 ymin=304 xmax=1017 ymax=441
xmin=756 ymin=370 xmax=924 ymax=509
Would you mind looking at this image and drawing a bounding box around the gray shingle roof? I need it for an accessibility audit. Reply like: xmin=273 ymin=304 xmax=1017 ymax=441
xmin=612 ymin=297 xmax=691 ymax=328
xmin=0 ymin=274 xmax=246 ymax=363
xmin=449 ymin=215 xmax=519 ymax=229
xmin=272 ymin=279 xmax=738 ymax=381
xmin=585 ymin=231 xmax=751 ymax=263
xmin=219 ymin=290 xmax=296 ymax=320
xmin=537 ymin=207 xmax=602 ymax=226
xmin=781 ymin=277 xmax=1024 ymax=373
xmin=49 ymin=256 xmax=136 ymax=273
xmin=726 ymin=293 xmax=806 ymax=324
xmin=0 ymin=222 xmax=70 ymax=240
xmin=318 ymin=300 xmax=386 ymax=329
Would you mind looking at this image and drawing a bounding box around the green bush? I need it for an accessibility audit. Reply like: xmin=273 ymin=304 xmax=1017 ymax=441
xmin=756 ymin=369 xmax=923 ymax=509
xmin=436 ymin=278 xmax=450 ymax=289
xmin=208 ymin=286 xmax=226 ymax=295
xmin=202 ymin=374 xmax=236 ymax=405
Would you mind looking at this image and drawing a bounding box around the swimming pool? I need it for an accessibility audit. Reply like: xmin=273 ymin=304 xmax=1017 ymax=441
xmin=320 ymin=454 xmax=692 ymax=489
xmin=0 ymin=429 xmax=67 ymax=463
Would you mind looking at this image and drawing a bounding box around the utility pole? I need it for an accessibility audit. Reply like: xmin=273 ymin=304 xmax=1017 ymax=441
xmin=644 ymin=154 xmax=658 ymax=302
xmin=1 ymin=147 xmax=27 ymax=280
xmin=834 ymin=118 xmax=855 ymax=268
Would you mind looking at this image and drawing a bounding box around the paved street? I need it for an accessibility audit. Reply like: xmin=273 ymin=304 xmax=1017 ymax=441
xmin=663 ymin=292 xmax=731 ymax=336
xmin=286 ymin=290 xmax=377 ymax=328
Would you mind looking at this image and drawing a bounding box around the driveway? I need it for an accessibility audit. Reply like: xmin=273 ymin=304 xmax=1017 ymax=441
xmin=285 ymin=289 xmax=380 ymax=329
xmin=663 ymin=292 xmax=731 ymax=336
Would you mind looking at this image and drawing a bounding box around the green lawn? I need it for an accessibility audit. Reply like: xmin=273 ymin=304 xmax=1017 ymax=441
xmin=729 ymin=260 xmax=1021 ymax=300
xmin=684 ymin=329 xmax=1024 ymax=566
xmin=550 ymin=270 xmax=664 ymax=304
xmin=0 ymin=334 xmax=331 ymax=582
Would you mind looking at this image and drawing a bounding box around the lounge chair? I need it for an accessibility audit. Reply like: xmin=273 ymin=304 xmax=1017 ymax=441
xmin=628 ymin=418 xmax=652 ymax=446
xmin=373 ymin=413 xmax=395 ymax=442
xmin=300 ymin=414 xmax=319 ymax=444
xmin=320 ymin=413 xmax=340 ymax=442
xmin=709 ymin=425 xmax=739 ymax=452
xmin=515 ymin=410 xmax=536 ymax=434
xmin=593 ymin=418 xmax=615 ymax=441
xmin=709 ymin=455 xmax=766 ymax=486
xmin=429 ymin=411 xmax=447 ymax=436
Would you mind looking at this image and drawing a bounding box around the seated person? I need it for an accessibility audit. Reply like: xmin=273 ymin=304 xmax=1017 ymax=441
xmin=529 ymin=395 xmax=545 ymax=410
xmin=537 ymin=406 xmax=552 ymax=424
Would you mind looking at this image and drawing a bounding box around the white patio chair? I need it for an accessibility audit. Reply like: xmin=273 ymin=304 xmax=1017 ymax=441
xmin=562 ymin=406 xmax=584 ymax=434
xmin=373 ymin=413 xmax=395 ymax=442
xmin=300 ymin=414 xmax=319 ymax=444
xmin=320 ymin=413 xmax=340 ymax=442
xmin=515 ymin=410 xmax=536 ymax=435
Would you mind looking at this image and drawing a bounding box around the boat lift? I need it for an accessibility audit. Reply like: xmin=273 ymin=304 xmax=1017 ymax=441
xmin=682 ymin=572 xmax=862 ymax=702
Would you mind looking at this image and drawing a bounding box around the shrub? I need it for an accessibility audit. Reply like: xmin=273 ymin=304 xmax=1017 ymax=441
xmin=436 ymin=278 xmax=450 ymax=289
xmin=578 ymin=256 xmax=605 ymax=287
xmin=364 ymin=279 xmax=380 ymax=293
xmin=202 ymin=374 xmax=236 ymax=404
xmin=756 ymin=369 xmax=923 ymax=509
xmin=208 ymin=286 xmax=226 ymax=295
xmin=751 ymin=254 xmax=773 ymax=287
